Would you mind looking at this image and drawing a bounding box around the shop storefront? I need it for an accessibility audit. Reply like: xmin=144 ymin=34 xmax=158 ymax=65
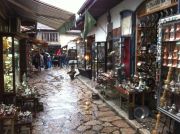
xmin=0 ymin=0 xmax=75 ymax=133
xmin=136 ymin=0 xmax=180 ymax=133
xmin=75 ymin=0 xmax=180 ymax=132
xmin=76 ymin=36 xmax=94 ymax=79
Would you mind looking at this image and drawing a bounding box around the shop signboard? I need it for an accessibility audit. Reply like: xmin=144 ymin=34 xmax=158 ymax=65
xmin=146 ymin=0 xmax=171 ymax=13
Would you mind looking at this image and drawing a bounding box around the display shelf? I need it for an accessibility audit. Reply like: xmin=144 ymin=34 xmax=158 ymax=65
xmin=157 ymin=14 xmax=180 ymax=123
xmin=92 ymin=42 xmax=106 ymax=80
xmin=0 ymin=34 xmax=21 ymax=99
xmin=158 ymin=107 xmax=180 ymax=123
xmin=3 ymin=36 xmax=14 ymax=93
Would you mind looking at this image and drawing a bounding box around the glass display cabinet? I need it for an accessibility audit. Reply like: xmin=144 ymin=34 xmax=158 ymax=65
xmin=77 ymin=40 xmax=92 ymax=78
xmin=92 ymin=42 xmax=106 ymax=80
xmin=77 ymin=42 xmax=85 ymax=69
xmin=106 ymin=40 xmax=121 ymax=78
xmin=77 ymin=39 xmax=92 ymax=70
xmin=85 ymin=41 xmax=92 ymax=70
xmin=3 ymin=36 xmax=13 ymax=93
xmin=157 ymin=14 xmax=180 ymax=123
xmin=0 ymin=34 xmax=20 ymax=95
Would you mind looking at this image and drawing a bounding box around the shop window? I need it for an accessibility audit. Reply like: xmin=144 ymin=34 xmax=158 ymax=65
xmin=41 ymin=32 xmax=59 ymax=42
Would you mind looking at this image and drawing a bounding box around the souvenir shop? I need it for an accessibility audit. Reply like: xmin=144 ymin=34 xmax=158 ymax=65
xmin=76 ymin=0 xmax=180 ymax=133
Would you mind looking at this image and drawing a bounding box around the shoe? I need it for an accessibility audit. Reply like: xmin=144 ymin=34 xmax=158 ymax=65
xmin=163 ymin=54 xmax=168 ymax=59
xmin=168 ymin=53 xmax=172 ymax=59
xmin=176 ymin=25 xmax=180 ymax=40
xmin=172 ymin=60 xmax=177 ymax=67
xmin=163 ymin=47 xmax=168 ymax=53
xmin=173 ymin=46 xmax=178 ymax=52
xmin=163 ymin=59 xmax=168 ymax=66
xmin=177 ymin=61 xmax=180 ymax=68
xmin=173 ymin=52 xmax=178 ymax=60
xmin=165 ymin=27 xmax=169 ymax=33
xmin=176 ymin=24 xmax=180 ymax=31
xmin=167 ymin=59 xmax=172 ymax=67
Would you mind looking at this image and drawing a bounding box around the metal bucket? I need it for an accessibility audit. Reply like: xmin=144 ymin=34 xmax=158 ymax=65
xmin=134 ymin=106 xmax=149 ymax=119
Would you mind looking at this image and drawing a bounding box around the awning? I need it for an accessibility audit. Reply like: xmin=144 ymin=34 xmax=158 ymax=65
xmin=6 ymin=0 xmax=75 ymax=30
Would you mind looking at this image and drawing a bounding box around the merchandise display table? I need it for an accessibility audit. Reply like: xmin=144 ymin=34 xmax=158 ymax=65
xmin=16 ymin=112 xmax=32 ymax=134
xmin=114 ymin=86 xmax=153 ymax=119
xmin=16 ymin=96 xmax=38 ymax=117
xmin=0 ymin=113 xmax=17 ymax=134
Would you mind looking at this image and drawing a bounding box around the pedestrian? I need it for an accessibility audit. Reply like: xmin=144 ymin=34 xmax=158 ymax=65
xmin=65 ymin=54 xmax=69 ymax=68
xmin=47 ymin=55 xmax=52 ymax=68
xmin=43 ymin=52 xmax=49 ymax=69
xmin=59 ymin=54 xmax=62 ymax=68
xmin=32 ymin=52 xmax=41 ymax=71
xmin=40 ymin=53 xmax=44 ymax=69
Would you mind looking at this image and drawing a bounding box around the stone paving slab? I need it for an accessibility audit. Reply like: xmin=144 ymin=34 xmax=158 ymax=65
xmin=78 ymin=75 xmax=151 ymax=134
xmin=29 ymin=68 xmax=138 ymax=134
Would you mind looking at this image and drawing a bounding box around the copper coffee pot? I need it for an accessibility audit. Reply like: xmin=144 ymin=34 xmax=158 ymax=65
xmin=163 ymin=47 xmax=168 ymax=59
xmin=167 ymin=52 xmax=173 ymax=67
xmin=163 ymin=59 xmax=168 ymax=66
xmin=176 ymin=24 xmax=180 ymax=40
xmin=170 ymin=25 xmax=175 ymax=41
xmin=172 ymin=60 xmax=178 ymax=67
xmin=164 ymin=27 xmax=169 ymax=41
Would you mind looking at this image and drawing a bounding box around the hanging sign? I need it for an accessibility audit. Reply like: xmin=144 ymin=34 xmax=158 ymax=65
xmin=146 ymin=0 xmax=171 ymax=13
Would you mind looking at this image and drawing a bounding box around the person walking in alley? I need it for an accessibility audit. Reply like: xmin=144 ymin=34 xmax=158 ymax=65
xmin=32 ymin=51 xmax=41 ymax=71
xmin=65 ymin=54 xmax=69 ymax=68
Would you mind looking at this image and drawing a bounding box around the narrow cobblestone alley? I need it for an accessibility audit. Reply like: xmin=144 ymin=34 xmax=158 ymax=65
xmin=29 ymin=68 xmax=136 ymax=134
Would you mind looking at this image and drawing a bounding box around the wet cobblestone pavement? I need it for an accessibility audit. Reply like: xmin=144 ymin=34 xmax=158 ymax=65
xmin=29 ymin=68 xmax=136 ymax=134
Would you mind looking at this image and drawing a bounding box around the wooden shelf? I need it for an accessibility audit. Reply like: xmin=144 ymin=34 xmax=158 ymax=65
xmin=138 ymin=2 xmax=178 ymax=18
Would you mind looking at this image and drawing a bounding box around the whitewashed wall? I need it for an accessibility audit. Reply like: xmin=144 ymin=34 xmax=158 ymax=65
xmin=88 ymin=0 xmax=144 ymax=42
xmin=60 ymin=34 xmax=79 ymax=48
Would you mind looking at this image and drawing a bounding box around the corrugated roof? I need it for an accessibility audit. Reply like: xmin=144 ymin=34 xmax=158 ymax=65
xmin=6 ymin=0 xmax=75 ymax=30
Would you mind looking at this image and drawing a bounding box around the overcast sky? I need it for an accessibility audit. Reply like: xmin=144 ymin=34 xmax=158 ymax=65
xmin=40 ymin=0 xmax=86 ymax=14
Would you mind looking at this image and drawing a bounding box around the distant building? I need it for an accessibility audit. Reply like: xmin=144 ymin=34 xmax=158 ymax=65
xmin=36 ymin=23 xmax=60 ymax=46
xmin=35 ymin=23 xmax=61 ymax=56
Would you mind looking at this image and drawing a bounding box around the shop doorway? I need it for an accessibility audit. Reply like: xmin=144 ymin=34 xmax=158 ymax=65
xmin=121 ymin=37 xmax=131 ymax=78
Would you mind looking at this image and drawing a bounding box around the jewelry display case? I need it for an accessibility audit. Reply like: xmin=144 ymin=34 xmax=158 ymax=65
xmin=77 ymin=38 xmax=93 ymax=79
xmin=3 ymin=36 xmax=14 ymax=93
xmin=77 ymin=42 xmax=85 ymax=69
xmin=105 ymin=40 xmax=121 ymax=77
xmin=157 ymin=14 xmax=180 ymax=123
xmin=0 ymin=34 xmax=20 ymax=95
xmin=92 ymin=42 xmax=106 ymax=80
xmin=113 ymin=41 xmax=121 ymax=77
